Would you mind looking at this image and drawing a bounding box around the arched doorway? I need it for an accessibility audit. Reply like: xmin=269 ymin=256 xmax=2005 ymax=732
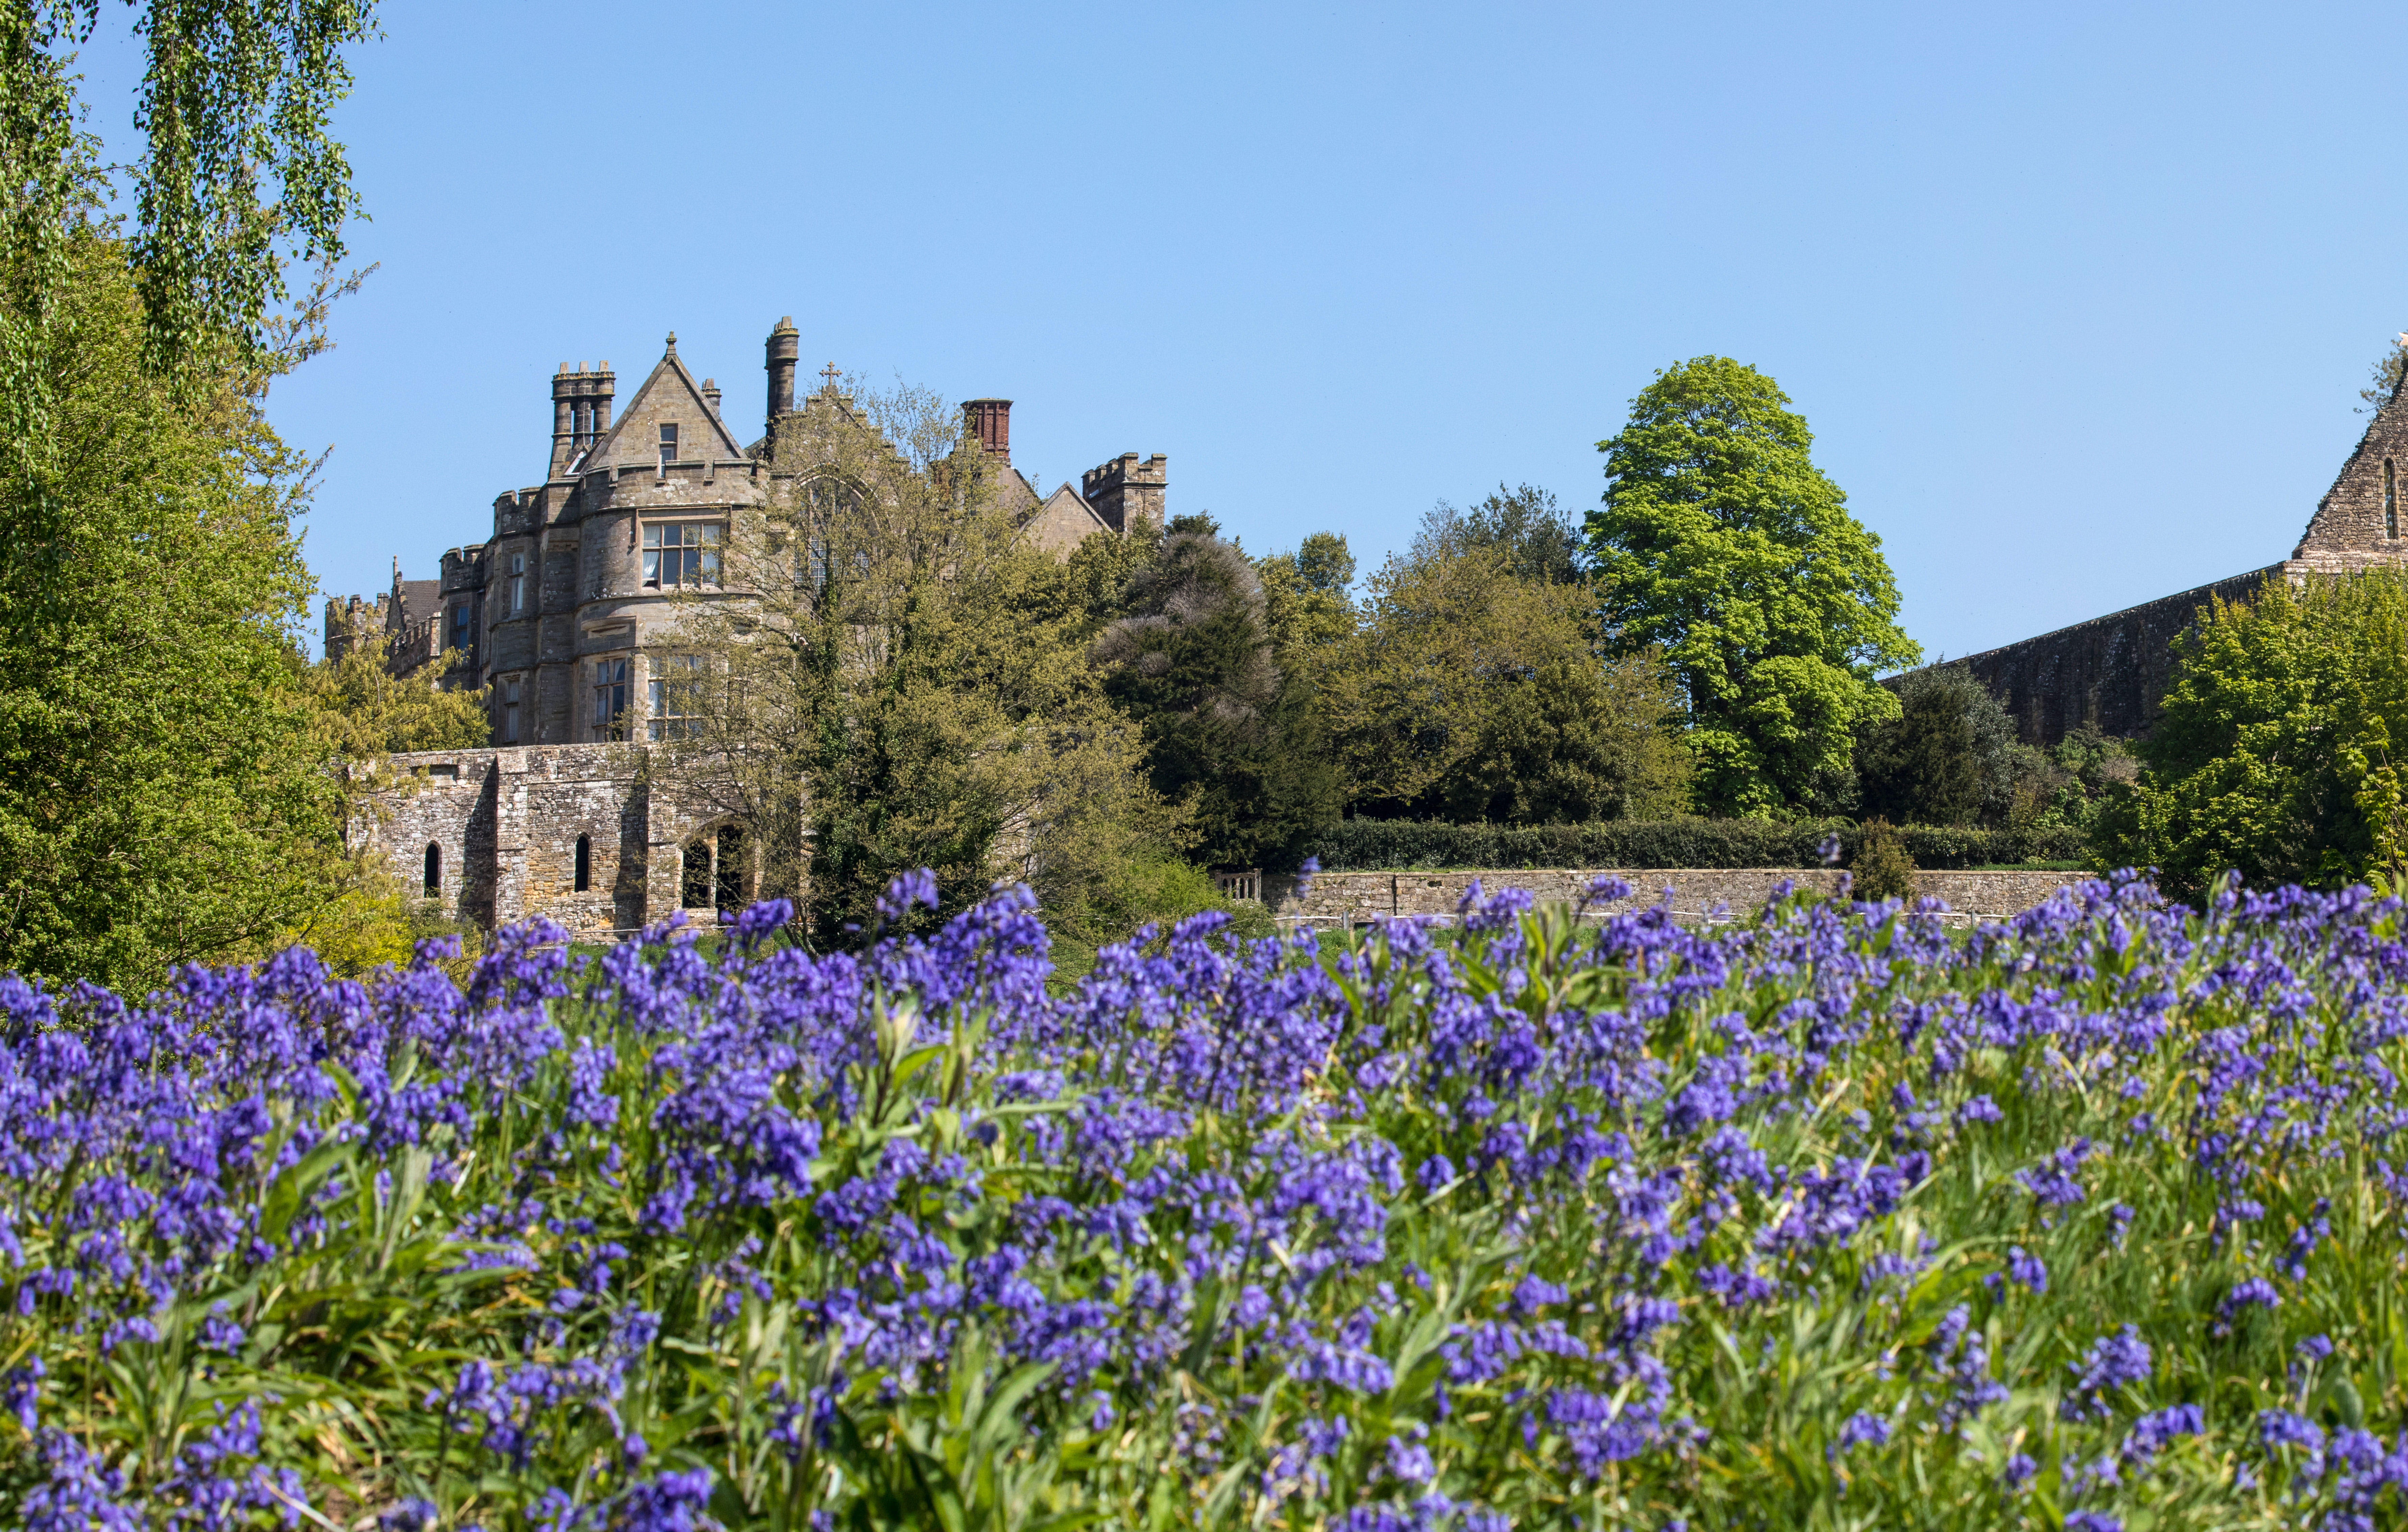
xmin=680 ymin=840 xmax=712 ymax=909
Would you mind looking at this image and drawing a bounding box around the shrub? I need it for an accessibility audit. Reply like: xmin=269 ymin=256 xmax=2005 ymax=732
xmin=1851 ymin=816 xmax=1918 ymax=900
xmin=1304 ymin=815 xmax=2086 ymax=871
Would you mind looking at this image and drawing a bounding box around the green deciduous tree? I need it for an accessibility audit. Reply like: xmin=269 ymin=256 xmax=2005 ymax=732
xmin=1256 ymin=530 xmax=1356 ymax=667
xmin=1322 ymin=536 xmax=1691 ymax=823
xmin=1416 ymin=483 xmax=1586 ymax=586
xmin=301 ymin=644 xmax=489 ymax=758
xmin=0 ymin=237 xmax=368 ymax=985
xmin=656 ymin=379 xmax=1189 ymax=945
xmin=1590 ymin=356 xmax=1919 ymax=817
xmin=2093 ymin=571 xmax=2408 ymax=898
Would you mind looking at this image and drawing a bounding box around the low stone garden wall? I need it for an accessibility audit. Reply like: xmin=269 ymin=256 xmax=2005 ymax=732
xmin=1264 ymin=867 xmax=2085 ymax=931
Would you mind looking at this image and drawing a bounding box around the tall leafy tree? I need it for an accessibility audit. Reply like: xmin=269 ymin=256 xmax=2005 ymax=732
xmin=2093 ymin=571 xmax=2408 ymax=898
xmin=1094 ymin=520 xmax=1339 ymax=870
xmin=1590 ymin=356 xmax=1919 ymax=816
xmin=1416 ymin=483 xmax=1586 ymax=586
xmin=1256 ymin=529 xmax=1356 ymax=666
xmin=0 ymin=6 xmax=378 ymax=984
xmin=655 ymin=378 xmax=1186 ymax=945
xmin=1322 ymin=536 xmax=1691 ymax=823
xmin=0 ymin=238 xmax=365 ymax=984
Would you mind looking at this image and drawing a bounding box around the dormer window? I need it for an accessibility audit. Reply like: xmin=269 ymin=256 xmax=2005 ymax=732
xmin=658 ymin=423 xmax=678 ymax=467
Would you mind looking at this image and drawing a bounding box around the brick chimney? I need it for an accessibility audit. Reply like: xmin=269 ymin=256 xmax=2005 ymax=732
xmin=765 ymin=316 xmax=799 ymax=431
xmin=963 ymin=399 xmax=1012 ymax=463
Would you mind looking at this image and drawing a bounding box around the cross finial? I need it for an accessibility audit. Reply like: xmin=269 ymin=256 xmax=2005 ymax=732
xmin=820 ymin=361 xmax=840 ymax=392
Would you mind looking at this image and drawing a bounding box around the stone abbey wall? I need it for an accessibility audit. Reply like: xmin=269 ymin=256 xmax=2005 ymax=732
xmin=1266 ymin=867 xmax=2082 ymax=930
xmin=1956 ymin=566 xmax=2281 ymax=746
xmin=1936 ymin=380 xmax=2408 ymax=745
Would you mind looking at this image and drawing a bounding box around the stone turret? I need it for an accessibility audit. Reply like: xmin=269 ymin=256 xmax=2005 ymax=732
xmin=765 ymin=317 xmax=799 ymax=435
xmin=1080 ymin=452 xmax=1167 ymax=535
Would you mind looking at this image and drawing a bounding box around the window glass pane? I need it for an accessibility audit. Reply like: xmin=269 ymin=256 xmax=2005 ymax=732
xmin=643 ymin=525 xmax=663 ymax=548
xmin=642 ymin=551 xmax=660 ymax=586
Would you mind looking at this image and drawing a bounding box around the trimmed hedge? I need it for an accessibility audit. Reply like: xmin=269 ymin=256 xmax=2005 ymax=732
xmin=1301 ymin=816 xmax=2090 ymax=872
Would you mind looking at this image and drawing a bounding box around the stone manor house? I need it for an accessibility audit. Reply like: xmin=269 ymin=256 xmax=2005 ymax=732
xmin=326 ymin=319 xmax=1167 ymax=935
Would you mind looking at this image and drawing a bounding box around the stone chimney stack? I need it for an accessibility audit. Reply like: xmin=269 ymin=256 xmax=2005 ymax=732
xmin=702 ymin=377 xmax=722 ymax=418
xmin=550 ymin=361 xmax=616 ymax=477
xmin=551 ymin=365 xmax=577 ymax=477
xmin=963 ymin=399 xmax=1012 ymax=464
xmin=765 ymin=316 xmax=799 ymax=430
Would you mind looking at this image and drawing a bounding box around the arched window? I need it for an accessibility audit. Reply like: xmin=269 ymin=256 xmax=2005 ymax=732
xmin=714 ymin=825 xmax=746 ymax=910
xmin=2387 ymin=458 xmax=2398 ymax=540
xmin=423 ymin=842 xmax=441 ymax=897
xmin=574 ymin=835 xmax=591 ymax=892
xmin=681 ymin=839 xmax=712 ymax=909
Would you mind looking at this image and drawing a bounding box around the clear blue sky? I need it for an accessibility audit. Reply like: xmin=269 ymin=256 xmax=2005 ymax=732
xmin=65 ymin=2 xmax=2408 ymax=661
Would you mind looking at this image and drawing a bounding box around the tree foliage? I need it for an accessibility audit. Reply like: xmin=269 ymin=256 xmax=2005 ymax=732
xmin=1256 ymin=530 xmax=1356 ymax=667
xmin=1590 ymin=356 xmax=1919 ymax=817
xmin=300 ymin=644 xmax=489 ymax=759
xmin=1093 ymin=522 xmax=1340 ymax=870
xmin=2 ymin=0 xmax=375 ymax=380
xmin=0 ymin=237 xmax=368 ymax=985
xmin=1321 ymin=535 xmax=1691 ymax=823
xmin=2093 ymin=571 xmax=2408 ymax=897
xmin=1415 ymin=483 xmax=1586 ymax=586
xmin=654 ymin=379 xmax=1190 ymax=946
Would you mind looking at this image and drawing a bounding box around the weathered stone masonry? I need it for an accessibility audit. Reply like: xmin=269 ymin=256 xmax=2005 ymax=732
xmin=1952 ymin=383 xmax=2408 ymax=744
xmin=1267 ymin=868 xmax=2079 ymax=930
xmin=364 ymin=745 xmax=763 ymax=939
xmin=332 ymin=318 xmax=1178 ymax=935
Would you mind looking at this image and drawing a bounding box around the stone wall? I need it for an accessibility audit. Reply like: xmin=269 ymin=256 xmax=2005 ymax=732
xmin=1266 ymin=867 xmax=2083 ymax=930
xmin=1953 ymin=566 xmax=2280 ymax=747
xmin=358 ymin=744 xmax=756 ymax=938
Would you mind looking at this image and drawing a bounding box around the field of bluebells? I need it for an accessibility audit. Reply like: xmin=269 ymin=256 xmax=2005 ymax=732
xmin=8 ymin=865 xmax=2408 ymax=1530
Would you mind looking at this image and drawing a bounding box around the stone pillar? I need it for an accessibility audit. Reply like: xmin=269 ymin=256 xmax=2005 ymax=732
xmin=492 ymin=749 xmax=530 ymax=925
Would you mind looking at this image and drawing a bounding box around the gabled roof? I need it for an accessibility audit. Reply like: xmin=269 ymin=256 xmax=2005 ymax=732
xmin=1037 ymin=482 xmax=1109 ymax=535
xmin=578 ymin=336 xmax=750 ymax=471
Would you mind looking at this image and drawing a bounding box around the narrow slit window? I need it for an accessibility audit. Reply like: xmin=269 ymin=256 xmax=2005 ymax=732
xmin=591 ymin=658 xmax=629 ymax=741
xmin=574 ymin=834 xmax=591 ymax=892
xmin=2388 ymin=458 xmax=2398 ymax=539
xmin=658 ymin=422 xmax=678 ymax=467
xmin=423 ymin=842 xmax=441 ymax=896
xmin=509 ymin=553 xmax=526 ymax=614
xmin=501 ymin=678 xmax=521 ymax=744
xmin=714 ymin=825 xmax=745 ymax=910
